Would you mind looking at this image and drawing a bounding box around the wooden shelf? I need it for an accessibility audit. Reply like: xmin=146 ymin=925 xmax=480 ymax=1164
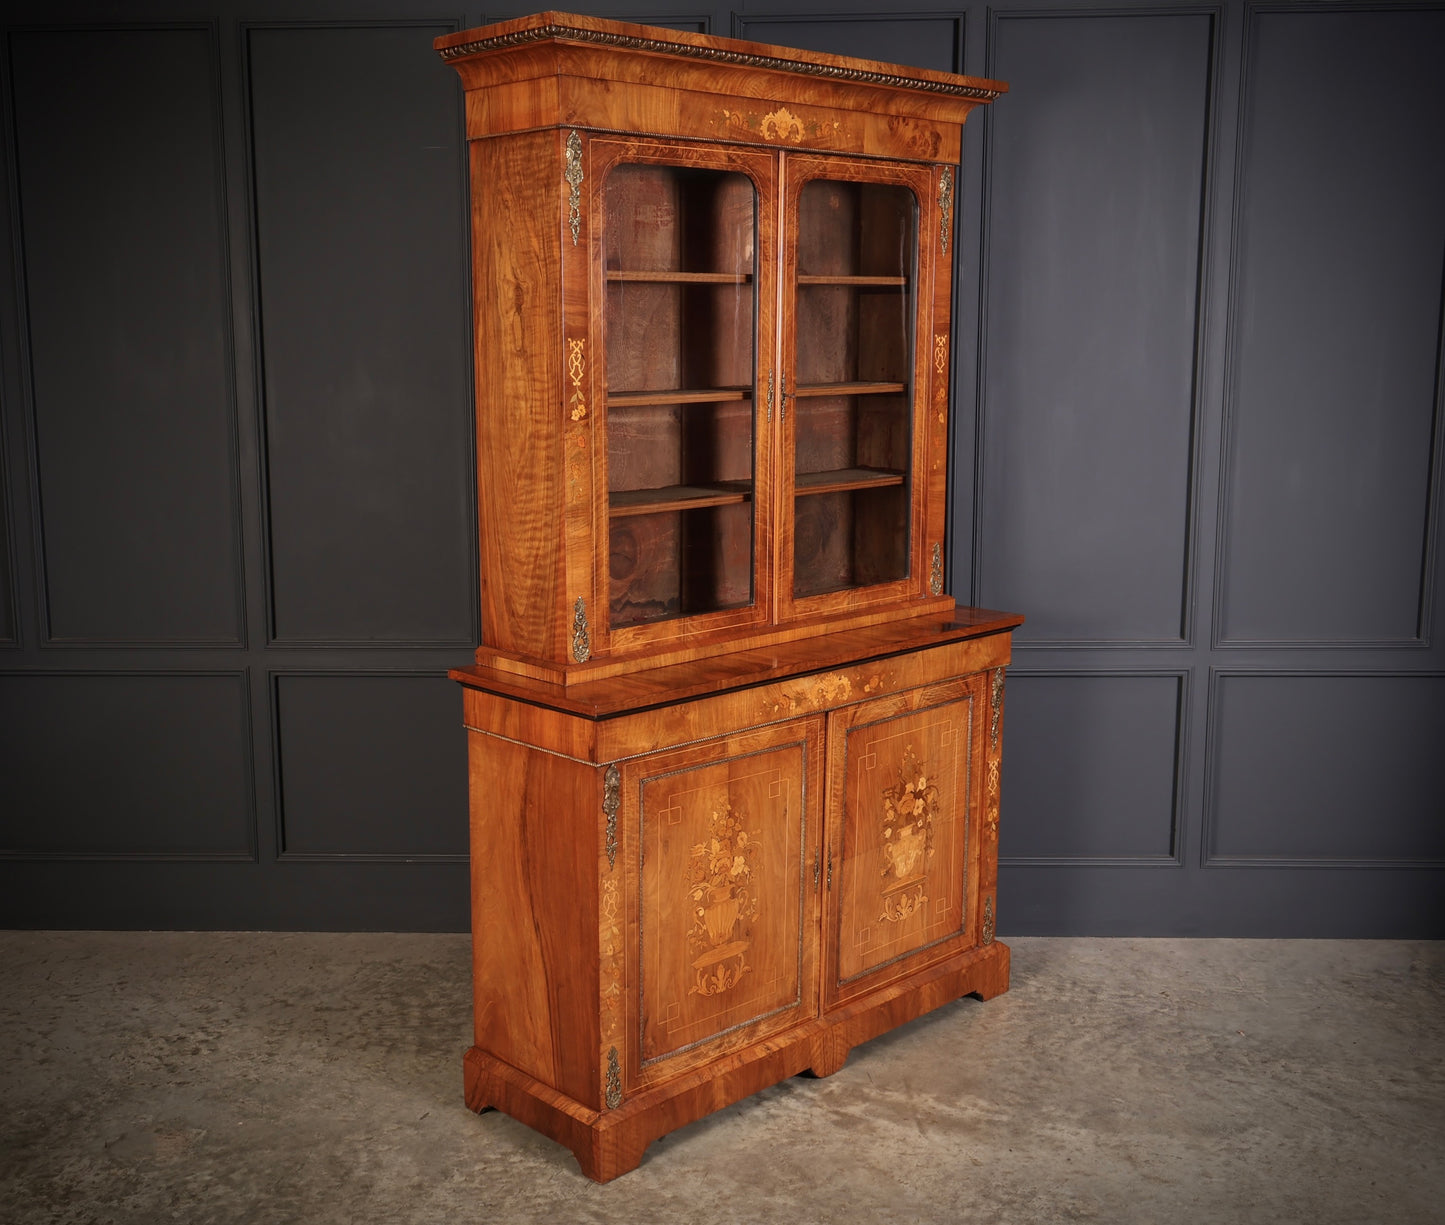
xmin=609 ymin=481 xmax=754 ymax=517
xmin=608 ymin=387 xmax=753 ymax=407
xmin=797 ymin=274 xmax=907 ymax=287
xmin=794 ymin=467 xmax=906 ymax=496
xmin=793 ymin=381 xmax=907 ymax=398
xmin=607 ymin=270 xmax=752 ymax=283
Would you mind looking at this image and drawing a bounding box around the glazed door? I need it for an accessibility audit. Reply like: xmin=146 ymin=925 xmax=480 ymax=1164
xmin=823 ymin=676 xmax=985 ymax=1011
xmin=777 ymin=155 xmax=939 ymax=620
xmin=618 ymin=717 xmax=824 ymax=1090
xmin=587 ymin=137 xmax=780 ymax=655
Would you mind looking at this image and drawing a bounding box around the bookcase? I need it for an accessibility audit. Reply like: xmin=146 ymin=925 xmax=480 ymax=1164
xmin=439 ymin=12 xmax=1020 ymax=1180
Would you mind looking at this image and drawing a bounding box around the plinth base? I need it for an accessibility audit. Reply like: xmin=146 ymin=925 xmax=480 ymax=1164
xmin=463 ymin=940 xmax=1010 ymax=1182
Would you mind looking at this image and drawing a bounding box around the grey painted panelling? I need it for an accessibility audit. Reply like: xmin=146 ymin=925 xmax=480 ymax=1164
xmin=980 ymin=13 xmax=1212 ymax=643
xmin=0 ymin=672 xmax=252 ymax=857
xmin=1218 ymin=8 xmax=1445 ymax=646
xmin=1208 ymin=673 xmax=1445 ymax=864
xmin=734 ymin=14 xmax=961 ymax=72
xmin=274 ymin=673 xmax=467 ymax=858
xmin=0 ymin=461 xmax=13 ymax=642
xmin=1001 ymin=672 xmax=1182 ymax=862
xmin=9 ymin=28 xmax=242 ymax=644
xmin=248 ymin=24 xmax=474 ymax=645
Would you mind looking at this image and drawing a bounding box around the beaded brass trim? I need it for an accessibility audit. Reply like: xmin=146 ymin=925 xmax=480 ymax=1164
xmin=439 ymin=24 xmax=1004 ymax=102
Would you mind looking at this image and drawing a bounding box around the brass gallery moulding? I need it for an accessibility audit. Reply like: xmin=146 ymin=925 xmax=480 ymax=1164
xmin=438 ymin=24 xmax=1005 ymax=102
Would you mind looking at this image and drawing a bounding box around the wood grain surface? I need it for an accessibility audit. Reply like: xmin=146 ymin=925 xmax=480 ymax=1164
xmin=444 ymin=13 xmax=1014 ymax=1182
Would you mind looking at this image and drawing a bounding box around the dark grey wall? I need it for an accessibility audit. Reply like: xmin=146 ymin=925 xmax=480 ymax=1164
xmin=1 ymin=1 xmax=1441 ymax=934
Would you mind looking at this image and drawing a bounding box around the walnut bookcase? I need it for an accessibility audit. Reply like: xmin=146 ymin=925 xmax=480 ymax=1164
xmin=439 ymin=12 xmax=1019 ymax=1181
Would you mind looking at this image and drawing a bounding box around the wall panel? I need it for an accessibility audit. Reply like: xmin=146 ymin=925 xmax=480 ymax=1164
xmin=248 ymin=23 xmax=474 ymax=646
xmin=1217 ymin=7 xmax=1445 ymax=646
xmin=980 ymin=11 xmax=1213 ymax=643
xmin=9 ymin=26 xmax=242 ymax=645
xmin=734 ymin=14 xmax=962 ymax=71
xmin=0 ymin=0 xmax=1439 ymax=935
xmin=1001 ymin=672 xmax=1184 ymax=863
xmin=0 ymin=671 xmax=252 ymax=858
xmin=0 ymin=459 xmax=13 ymax=643
xmin=273 ymin=672 xmax=467 ymax=859
xmin=1207 ymin=673 xmax=1445 ymax=865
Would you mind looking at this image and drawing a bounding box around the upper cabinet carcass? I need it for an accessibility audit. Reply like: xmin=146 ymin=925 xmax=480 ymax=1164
xmin=438 ymin=13 xmax=1006 ymax=683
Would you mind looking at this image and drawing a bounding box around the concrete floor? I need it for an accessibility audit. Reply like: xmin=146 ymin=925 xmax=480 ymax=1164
xmin=1 ymin=935 xmax=1441 ymax=1225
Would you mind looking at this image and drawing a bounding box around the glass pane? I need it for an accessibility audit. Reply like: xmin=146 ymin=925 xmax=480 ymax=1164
xmin=603 ymin=164 xmax=757 ymax=629
xmin=792 ymin=179 xmax=916 ymax=599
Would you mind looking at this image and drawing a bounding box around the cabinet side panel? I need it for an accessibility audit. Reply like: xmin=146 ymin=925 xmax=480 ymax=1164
xmin=468 ymin=730 xmax=599 ymax=1105
xmin=471 ymin=133 xmax=567 ymax=659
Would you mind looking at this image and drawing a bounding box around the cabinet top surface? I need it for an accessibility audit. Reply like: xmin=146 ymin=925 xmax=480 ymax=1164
xmin=451 ymin=608 xmax=1023 ymax=720
xmin=435 ymin=11 xmax=1008 ymax=103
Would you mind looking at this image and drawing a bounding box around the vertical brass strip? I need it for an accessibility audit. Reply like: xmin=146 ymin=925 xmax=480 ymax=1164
xmin=571 ymin=596 xmax=591 ymax=663
xmin=564 ymin=130 xmax=584 ymax=246
xmin=930 ymin=542 xmax=943 ymax=596
xmin=603 ymin=763 xmax=620 ymax=869
xmin=982 ymin=894 xmax=995 ymax=945
xmin=605 ymin=1047 xmax=622 ymax=1109
xmin=938 ymin=166 xmax=954 ymax=255
xmin=990 ymin=668 xmax=1004 ymax=752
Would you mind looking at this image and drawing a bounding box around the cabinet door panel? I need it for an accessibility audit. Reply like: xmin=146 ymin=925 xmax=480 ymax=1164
xmin=624 ymin=719 xmax=823 ymax=1085
xmin=780 ymin=154 xmax=939 ymax=619
xmin=825 ymin=678 xmax=983 ymax=1007
xmin=587 ymin=137 xmax=780 ymax=655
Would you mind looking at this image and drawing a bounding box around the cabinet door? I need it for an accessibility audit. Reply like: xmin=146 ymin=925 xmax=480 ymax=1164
xmin=618 ymin=717 xmax=823 ymax=1089
xmin=778 ymin=155 xmax=940 ymax=619
xmin=823 ymin=677 xmax=984 ymax=1010
xmin=587 ymin=137 xmax=780 ymax=655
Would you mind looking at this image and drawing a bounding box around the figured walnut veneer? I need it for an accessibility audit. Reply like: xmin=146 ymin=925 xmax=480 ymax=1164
xmin=441 ymin=12 xmax=1017 ymax=1181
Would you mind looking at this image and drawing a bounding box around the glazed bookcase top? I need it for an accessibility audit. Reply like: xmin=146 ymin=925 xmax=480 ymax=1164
xmin=440 ymin=13 xmax=1009 ymax=684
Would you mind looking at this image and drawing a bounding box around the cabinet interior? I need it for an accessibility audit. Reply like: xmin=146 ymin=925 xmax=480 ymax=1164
xmin=793 ymin=178 xmax=917 ymax=598
xmin=603 ymin=163 xmax=758 ymax=630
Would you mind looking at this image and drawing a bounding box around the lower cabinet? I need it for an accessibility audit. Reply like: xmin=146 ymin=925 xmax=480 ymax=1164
xmin=454 ymin=629 xmax=1012 ymax=1181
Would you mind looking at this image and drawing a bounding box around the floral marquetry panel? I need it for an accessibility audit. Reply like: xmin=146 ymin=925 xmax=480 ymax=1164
xmin=826 ymin=678 xmax=982 ymax=1003
xmin=626 ymin=718 xmax=824 ymax=1082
